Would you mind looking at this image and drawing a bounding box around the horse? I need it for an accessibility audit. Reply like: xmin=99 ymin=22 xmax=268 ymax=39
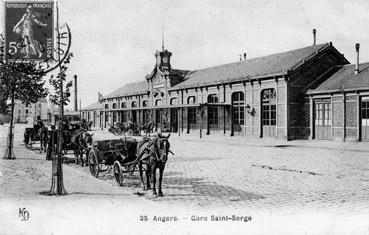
xmin=36 ymin=126 xmax=48 ymax=153
xmin=71 ymin=130 xmax=93 ymax=166
xmin=136 ymin=133 xmax=174 ymax=196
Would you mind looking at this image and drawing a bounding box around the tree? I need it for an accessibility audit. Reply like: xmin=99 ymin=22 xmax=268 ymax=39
xmin=0 ymin=59 xmax=48 ymax=159
xmin=47 ymin=52 xmax=73 ymax=195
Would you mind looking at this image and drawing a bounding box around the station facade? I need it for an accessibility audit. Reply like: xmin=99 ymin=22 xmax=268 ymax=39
xmin=82 ymin=41 xmax=369 ymax=140
xmin=84 ymin=42 xmax=369 ymax=142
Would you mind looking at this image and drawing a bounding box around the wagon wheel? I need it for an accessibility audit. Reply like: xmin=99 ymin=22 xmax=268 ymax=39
xmin=113 ymin=161 xmax=124 ymax=186
xmin=88 ymin=150 xmax=100 ymax=178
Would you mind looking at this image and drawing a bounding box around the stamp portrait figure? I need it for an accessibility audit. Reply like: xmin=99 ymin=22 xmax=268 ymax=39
xmin=12 ymin=4 xmax=48 ymax=58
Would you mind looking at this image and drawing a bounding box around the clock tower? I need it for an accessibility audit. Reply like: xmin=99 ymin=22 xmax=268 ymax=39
xmin=159 ymin=49 xmax=172 ymax=71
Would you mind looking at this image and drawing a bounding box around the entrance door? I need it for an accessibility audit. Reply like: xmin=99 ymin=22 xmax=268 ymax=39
xmin=314 ymin=101 xmax=331 ymax=139
xmin=170 ymin=108 xmax=178 ymax=132
xmin=361 ymin=97 xmax=369 ymax=141
xmin=261 ymin=89 xmax=276 ymax=137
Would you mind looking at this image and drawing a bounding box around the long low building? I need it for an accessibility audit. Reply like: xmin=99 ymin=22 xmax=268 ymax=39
xmin=81 ymin=41 xmax=369 ymax=141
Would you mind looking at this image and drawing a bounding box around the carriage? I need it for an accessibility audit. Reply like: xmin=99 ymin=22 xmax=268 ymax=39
xmin=88 ymin=137 xmax=146 ymax=185
xmin=24 ymin=124 xmax=48 ymax=150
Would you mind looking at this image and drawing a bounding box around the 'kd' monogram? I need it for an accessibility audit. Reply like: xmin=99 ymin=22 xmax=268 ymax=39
xmin=19 ymin=208 xmax=29 ymax=221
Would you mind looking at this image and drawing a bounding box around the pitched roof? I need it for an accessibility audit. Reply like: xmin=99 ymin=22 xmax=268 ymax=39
xmin=103 ymin=81 xmax=148 ymax=99
xmin=308 ymin=63 xmax=369 ymax=94
xmin=101 ymin=43 xmax=337 ymax=99
xmin=81 ymin=101 xmax=103 ymax=111
xmin=171 ymin=43 xmax=331 ymax=89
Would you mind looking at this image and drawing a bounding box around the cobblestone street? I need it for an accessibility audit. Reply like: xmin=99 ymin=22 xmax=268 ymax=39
xmin=1 ymin=125 xmax=369 ymax=234
xmin=81 ymin=130 xmax=369 ymax=216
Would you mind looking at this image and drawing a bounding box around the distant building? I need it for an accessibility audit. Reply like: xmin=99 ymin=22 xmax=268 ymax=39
xmin=13 ymin=98 xmax=48 ymax=123
xmin=80 ymin=97 xmax=103 ymax=127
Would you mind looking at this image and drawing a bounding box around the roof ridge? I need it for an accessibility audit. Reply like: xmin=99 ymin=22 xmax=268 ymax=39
xmin=188 ymin=43 xmax=330 ymax=73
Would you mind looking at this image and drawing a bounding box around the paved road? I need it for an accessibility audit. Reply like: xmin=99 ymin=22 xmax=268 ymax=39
xmin=1 ymin=125 xmax=369 ymax=234
xmin=69 ymin=129 xmax=369 ymax=216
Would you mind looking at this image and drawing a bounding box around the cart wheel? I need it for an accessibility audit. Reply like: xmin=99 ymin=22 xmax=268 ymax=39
xmin=113 ymin=161 xmax=124 ymax=186
xmin=89 ymin=150 xmax=100 ymax=178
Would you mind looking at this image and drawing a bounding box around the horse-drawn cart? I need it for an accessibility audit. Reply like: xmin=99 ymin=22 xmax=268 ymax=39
xmin=88 ymin=137 xmax=141 ymax=185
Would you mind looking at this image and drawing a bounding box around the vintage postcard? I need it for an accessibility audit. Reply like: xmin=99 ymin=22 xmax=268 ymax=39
xmin=1 ymin=0 xmax=369 ymax=235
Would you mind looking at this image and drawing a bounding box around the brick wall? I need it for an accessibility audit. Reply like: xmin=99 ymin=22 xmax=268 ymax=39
xmin=288 ymin=51 xmax=344 ymax=140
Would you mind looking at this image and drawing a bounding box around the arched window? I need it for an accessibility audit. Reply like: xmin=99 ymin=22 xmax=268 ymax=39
xmin=121 ymin=102 xmax=126 ymax=108
xmin=232 ymin=92 xmax=245 ymax=125
xmin=132 ymin=101 xmax=137 ymax=108
xmin=142 ymin=100 xmax=148 ymax=107
xmin=155 ymin=99 xmax=162 ymax=106
xmin=104 ymin=104 xmax=109 ymax=109
xmin=261 ymin=88 xmax=277 ymax=137
xmin=170 ymin=98 xmax=178 ymax=105
xmin=112 ymin=103 xmax=117 ymax=109
xmin=207 ymin=94 xmax=218 ymax=103
xmin=187 ymin=96 xmax=195 ymax=104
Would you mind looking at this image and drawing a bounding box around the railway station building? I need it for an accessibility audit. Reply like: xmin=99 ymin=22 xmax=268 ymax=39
xmin=81 ymin=41 xmax=369 ymax=141
xmin=307 ymin=44 xmax=369 ymax=141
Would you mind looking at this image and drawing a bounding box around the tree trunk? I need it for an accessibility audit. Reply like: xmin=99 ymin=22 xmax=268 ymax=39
xmin=4 ymin=89 xmax=15 ymax=159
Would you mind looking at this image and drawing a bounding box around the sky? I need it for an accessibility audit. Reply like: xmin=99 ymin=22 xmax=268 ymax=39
xmin=3 ymin=0 xmax=369 ymax=109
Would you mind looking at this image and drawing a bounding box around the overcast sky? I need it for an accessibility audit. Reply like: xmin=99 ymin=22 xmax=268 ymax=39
xmin=5 ymin=0 xmax=369 ymax=108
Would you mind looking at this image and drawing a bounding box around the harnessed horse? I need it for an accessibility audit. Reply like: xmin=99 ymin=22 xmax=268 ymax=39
xmin=71 ymin=130 xmax=93 ymax=166
xmin=136 ymin=133 xmax=174 ymax=196
xmin=37 ymin=126 xmax=48 ymax=153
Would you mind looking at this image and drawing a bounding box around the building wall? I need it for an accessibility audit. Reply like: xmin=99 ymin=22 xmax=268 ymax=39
xmin=309 ymin=92 xmax=369 ymax=142
xmin=13 ymin=99 xmax=48 ymax=123
xmin=288 ymin=50 xmax=345 ymax=140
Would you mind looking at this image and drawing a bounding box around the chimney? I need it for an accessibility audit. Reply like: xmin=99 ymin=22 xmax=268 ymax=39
xmin=243 ymin=53 xmax=247 ymax=60
xmin=313 ymin=29 xmax=316 ymax=45
xmin=355 ymin=43 xmax=360 ymax=75
xmin=98 ymin=92 xmax=102 ymax=102
xmin=74 ymin=75 xmax=78 ymax=111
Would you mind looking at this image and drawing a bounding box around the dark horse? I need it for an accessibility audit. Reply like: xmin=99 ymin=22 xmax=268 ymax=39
xmin=136 ymin=133 xmax=174 ymax=196
xmin=71 ymin=130 xmax=93 ymax=166
xmin=37 ymin=125 xmax=48 ymax=153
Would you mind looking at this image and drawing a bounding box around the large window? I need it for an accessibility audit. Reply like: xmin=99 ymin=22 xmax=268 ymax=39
xmin=232 ymin=92 xmax=245 ymax=125
xmin=315 ymin=102 xmax=331 ymax=126
xmin=121 ymin=102 xmax=126 ymax=108
xmin=104 ymin=104 xmax=109 ymax=109
xmin=207 ymin=94 xmax=218 ymax=128
xmin=112 ymin=103 xmax=117 ymax=109
xmin=261 ymin=89 xmax=276 ymax=126
xmin=208 ymin=106 xmax=218 ymax=126
xmin=188 ymin=107 xmax=196 ymax=124
xmin=142 ymin=100 xmax=148 ymax=107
